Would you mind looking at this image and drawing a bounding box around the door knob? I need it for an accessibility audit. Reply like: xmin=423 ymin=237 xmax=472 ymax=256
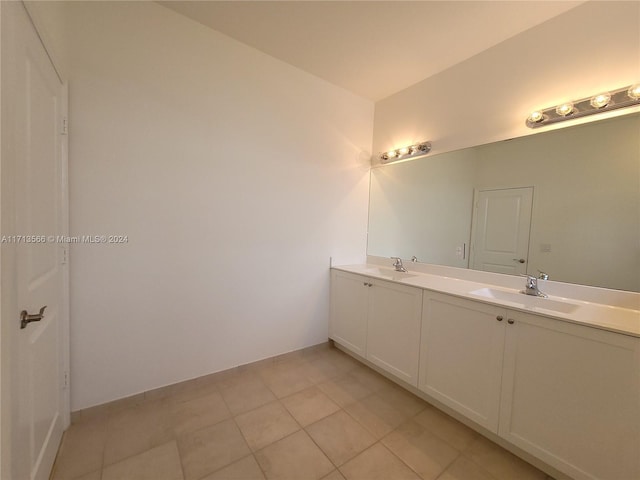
xmin=20 ymin=306 xmax=46 ymax=329
xmin=513 ymin=258 xmax=526 ymax=263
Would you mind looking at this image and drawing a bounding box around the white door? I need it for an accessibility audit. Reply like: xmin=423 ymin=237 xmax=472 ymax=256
xmin=1 ymin=3 xmax=69 ymax=480
xmin=367 ymin=280 xmax=422 ymax=386
xmin=470 ymin=187 xmax=533 ymax=275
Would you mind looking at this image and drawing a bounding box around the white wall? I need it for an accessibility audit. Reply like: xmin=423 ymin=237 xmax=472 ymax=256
xmin=373 ymin=1 xmax=640 ymax=160
xmin=28 ymin=0 xmax=638 ymax=410
xmin=55 ymin=2 xmax=372 ymax=410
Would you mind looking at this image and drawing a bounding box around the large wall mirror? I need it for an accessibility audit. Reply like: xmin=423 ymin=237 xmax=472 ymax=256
xmin=368 ymin=113 xmax=640 ymax=292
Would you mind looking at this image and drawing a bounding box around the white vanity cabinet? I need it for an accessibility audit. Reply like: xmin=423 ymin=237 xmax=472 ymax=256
xmin=419 ymin=290 xmax=640 ymax=480
xmin=331 ymin=267 xmax=640 ymax=480
xmin=329 ymin=269 xmax=423 ymax=386
xmin=329 ymin=270 xmax=370 ymax=356
xmin=499 ymin=311 xmax=640 ymax=480
xmin=366 ymin=279 xmax=423 ymax=386
xmin=419 ymin=292 xmax=506 ymax=432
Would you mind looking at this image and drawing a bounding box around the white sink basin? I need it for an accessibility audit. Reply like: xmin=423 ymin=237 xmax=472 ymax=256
xmin=364 ymin=267 xmax=418 ymax=281
xmin=470 ymin=287 xmax=579 ymax=314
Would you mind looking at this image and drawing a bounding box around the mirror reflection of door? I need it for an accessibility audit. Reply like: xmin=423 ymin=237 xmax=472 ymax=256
xmin=470 ymin=187 xmax=534 ymax=275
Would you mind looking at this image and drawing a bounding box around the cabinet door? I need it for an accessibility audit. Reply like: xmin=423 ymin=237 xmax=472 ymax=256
xmin=367 ymin=280 xmax=423 ymax=386
xmin=330 ymin=270 xmax=370 ymax=356
xmin=419 ymin=292 xmax=506 ymax=432
xmin=500 ymin=312 xmax=640 ymax=480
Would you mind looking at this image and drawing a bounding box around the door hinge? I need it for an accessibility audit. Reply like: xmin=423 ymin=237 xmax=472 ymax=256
xmin=61 ymin=116 xmax=68 ymax=135
xmin=61 ymin=246 xmax=68 ymax=265
xmin=63 ymin=371 xmax=69 ymax=389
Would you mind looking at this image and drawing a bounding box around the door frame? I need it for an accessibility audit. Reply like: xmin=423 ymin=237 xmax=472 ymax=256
xmin=59 ymin=82 xmax=70 ymax=427
xmin=0 ymin=2 xmax=70 ymax=478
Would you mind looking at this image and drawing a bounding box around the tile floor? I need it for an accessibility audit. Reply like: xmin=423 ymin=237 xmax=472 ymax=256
xmin=51 ymin=345 xmax=554 ymax=480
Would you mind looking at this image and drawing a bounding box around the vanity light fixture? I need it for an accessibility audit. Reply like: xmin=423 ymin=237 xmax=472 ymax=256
xmin=590 ymin=93 xmax=611 ymax=109
xmin=379 ymin=141 xmax=432 ymax=163
xmin=526 ymin=83 xmax=640 ymax=128
xmin=628 ymin=84 xmax=640 ymax=100
xmin=555 ymin=102 xmax=574 ymax=117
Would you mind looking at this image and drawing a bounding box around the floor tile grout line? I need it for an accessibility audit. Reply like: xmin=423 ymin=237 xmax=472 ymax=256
xmin=226 ymin=415 xmax=267 ymax=479
xmin=231 ymin=396 xmax=299 ymax=451
xmin=338 ymin=389 xmax=407 ymax=441
xmin=255 ymin=367 xmax=284 ymax=401
xmin=407 ymin=406 xmax=480 ymax=454
xmin=250 ymin=452 xmax=269 ymax=480
xmin=453 ymin=451 xmax=505 ymax=480
xmin=228 ymin=361 xmax=340 ymax=478
xmin=279 ymin=384 xmax=341 ymax=426
xmin=66 ymin=352 xmax=409 ymax=479
xmin=336 ymin=351 xmax=549 ymax=479
xmin=302 ymin=406 xmax=376 ymax=470
xmin=378 ymin=414 xmax=464 ymax=480
xmin=431 ymin=453 xmax=462 ymax=480
xmin=162 ymin=380 xmax=237 ymax=480
xmin=174 ymin=433 xmax=188 ymax=480
xmin=217 ymin=374 xmax=277 ymax=417
xmin=254 ymin=356 xmax=315 ymax=401
xmin=207 ymin=382 xmax=260 ymax=479
xmin=97 ymin=417 xmax=107 ymax=479
xmin=428 ymin=450 xmax=464 ymax=480
xmin=330 ymin=390 xmax=460 ymax=479
xmin=300 ymin=413 xmax=344 ymax=471
xmin=376 ymin=441 xmax=428 ymax=479
xmin=67 ymin=344 xmax=337 ymax=425
xmin=57 ymin=347 xmax=549 ymax=480
xmin=253 ymin=427 xmax=335 ymax=480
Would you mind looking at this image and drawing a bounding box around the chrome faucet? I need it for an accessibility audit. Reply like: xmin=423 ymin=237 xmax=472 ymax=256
xmin=522 ymin=275 xmax=548 ymax=297
xmin=391 ymin=257 xmax=407 ymax=272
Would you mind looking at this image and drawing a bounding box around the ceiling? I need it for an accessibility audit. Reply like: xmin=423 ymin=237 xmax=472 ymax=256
xmin=159 ymin=1 xmax=584 ymax=102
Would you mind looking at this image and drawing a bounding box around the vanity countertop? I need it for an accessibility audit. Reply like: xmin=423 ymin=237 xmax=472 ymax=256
xmin=332 ymin=263 xmax=640 ymax=338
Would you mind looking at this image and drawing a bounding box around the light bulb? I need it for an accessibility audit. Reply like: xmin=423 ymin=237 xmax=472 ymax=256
xmin=386 ymin=150 xmax=397 ymax=158
xmin=398 ymin=147 xmax=410 ymax=156
xmin=556 ymin=103 xmax=574 ymax=116
xmin=528 ymin=111 xmax=544 ymax=123
xmin=628 ymin=84 xmax=640 ymax=100
xmin=590 ymin=93 xmax=611 ymax=109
